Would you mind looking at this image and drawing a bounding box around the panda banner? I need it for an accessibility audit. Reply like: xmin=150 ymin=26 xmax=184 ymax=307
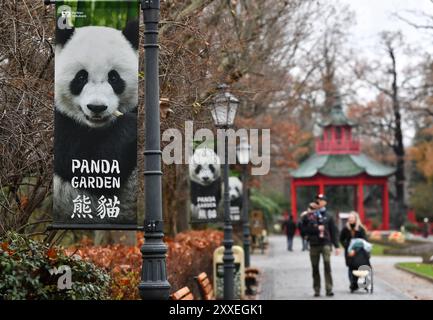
xmin=52 ymin=0 xmax=139 ymax=229
xmin=189 ymin=148 xmax=222 ymax=223
xmin=228 ymin=176 xmax=243 ymax=223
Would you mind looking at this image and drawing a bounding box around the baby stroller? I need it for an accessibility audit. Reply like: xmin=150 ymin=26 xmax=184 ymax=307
xmin=348 ymin=238 xmax=373 ymax=294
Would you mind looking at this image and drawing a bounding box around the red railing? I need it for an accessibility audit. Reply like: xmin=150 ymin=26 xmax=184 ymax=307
xmin=315 ymin=139 xmax=361 ymax=154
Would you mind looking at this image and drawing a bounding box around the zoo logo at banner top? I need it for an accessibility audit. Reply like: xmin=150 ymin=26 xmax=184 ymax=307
xmin=52 ymin=0 xmax=139 ymax=229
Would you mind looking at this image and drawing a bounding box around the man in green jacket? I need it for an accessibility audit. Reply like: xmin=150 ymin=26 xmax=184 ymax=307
xmin=302 ymin=194 xmax=340 ymax=297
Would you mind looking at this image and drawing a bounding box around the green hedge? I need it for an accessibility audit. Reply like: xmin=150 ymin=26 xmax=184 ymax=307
xmin=0 ymin=232 xmax=110 ymax=300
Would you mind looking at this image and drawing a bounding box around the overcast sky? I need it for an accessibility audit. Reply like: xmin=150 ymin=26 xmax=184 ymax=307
xmin=340 ymin=0 xmax=433 ymax=58
xmin=334 ymin=0 xmax=433 ymax=144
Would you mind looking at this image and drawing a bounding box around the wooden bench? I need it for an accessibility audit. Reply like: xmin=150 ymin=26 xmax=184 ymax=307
xmin=195 ymin=272 xmax=215 ymax=300
xmin=169 ymin=286 xmax=194 ymax=300
xmin=246 ymin=267 xmax=260 ymax=275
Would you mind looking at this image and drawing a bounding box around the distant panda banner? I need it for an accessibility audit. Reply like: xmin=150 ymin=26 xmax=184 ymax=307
xmin=52 ymin=0 xmax=139 ymax=229
xmin=189 ymin=147 xmax=222 ymax=223
xmin=228 ymin=176 xmax=243 ymax=223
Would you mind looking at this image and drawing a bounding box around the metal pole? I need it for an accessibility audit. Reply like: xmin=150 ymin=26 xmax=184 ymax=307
xmin=223 ymin=132 xmax=235 ymax=299
xmin=242 ymin=164 xmax=251 ymax=268
xmin=138 ymin=0 xmax=170 ymax=300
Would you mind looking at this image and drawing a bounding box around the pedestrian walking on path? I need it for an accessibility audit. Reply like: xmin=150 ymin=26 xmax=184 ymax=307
xmin=302 ymin=194 xmax=340 ymax=297
xmin=423 ymin=217 xmax=430 ymax=238
xmin=283 ymin=214 xmax=296 ymax=251
xmin=339 ymin=211 xmax=367 ymax=292
xmin=298 ymin=204 xmax=314 ymax=251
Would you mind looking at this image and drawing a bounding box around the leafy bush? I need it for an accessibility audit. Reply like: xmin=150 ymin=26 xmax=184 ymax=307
xmin=67 ymin=229 xmax=223 ymax=300
xmin=404 ymin=222 xmax=420 ymax=233
xmin=409 ymin=183 xmax=433 ymax=220
xmin=369 ymin=217 xmax=382 ymax=230
xmin=250 ymin=188 xmax=282 ymax=223
xmin=65 ymin=235 xmax=143 ymax=300
xmin=0 ymin=232 xmax=110 ymax=300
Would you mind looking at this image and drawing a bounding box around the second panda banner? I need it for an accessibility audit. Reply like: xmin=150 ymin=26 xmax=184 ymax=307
xmin=52 ymin=0 xmax=139 ymax=229
xmin=188 ymin=146 xmax=244 ymax=224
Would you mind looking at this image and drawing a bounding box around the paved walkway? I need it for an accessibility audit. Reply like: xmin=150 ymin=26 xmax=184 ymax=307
xmin=252 ymin=235 xmax=433 ymax=300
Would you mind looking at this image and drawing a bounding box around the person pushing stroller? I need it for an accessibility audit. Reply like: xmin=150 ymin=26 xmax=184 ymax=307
xmin=340 ymin=211 xmax=372 ymax=293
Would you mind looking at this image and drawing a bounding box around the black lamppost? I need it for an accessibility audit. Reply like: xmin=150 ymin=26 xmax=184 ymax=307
xmin=209 ymin=84 xmax=239 ymax=300
xmin=237 ymin=137 xmax=251 ymax=268
xmin=138 ymin=0 xmax=170 ymax=300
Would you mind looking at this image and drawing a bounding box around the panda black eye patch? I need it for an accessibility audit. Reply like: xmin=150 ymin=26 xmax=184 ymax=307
xmin=209 ymin=164 xmax=215 ymax=173
xmin=108 ymin=70 xmax=125 ymax=95
xmin=195 ymin=165 xmax=202 ymax=175
xmin=70 ymin=69 xmax=88 ymax=95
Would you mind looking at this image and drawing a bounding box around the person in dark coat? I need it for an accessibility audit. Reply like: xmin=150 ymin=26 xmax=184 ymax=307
xmin=298 ymin=203 xmax=317 ymax=251
xmin=303 ymin=194 xmax=340 ymax=297
xmin=339 ymin=211 xmax=367 ymax=292
xmin=423 ymin=218 xmax=430 ymax=238
xmin=283 ymin=214 xmax=297 ymax=251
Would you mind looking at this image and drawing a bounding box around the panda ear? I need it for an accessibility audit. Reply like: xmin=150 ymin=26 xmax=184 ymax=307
xmin=56 ymin=27 xmax=75 ymax=47
xmin=122 ymin=19 xmax=139 ymax=50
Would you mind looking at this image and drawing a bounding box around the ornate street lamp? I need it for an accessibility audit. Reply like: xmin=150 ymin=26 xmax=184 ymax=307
xmin=237 ymin=136 xmax=251 ymax=268
xmin=209 ymin=84 xmax=239 ymax=300
xmin=210 ymin=84 xmax=240 ymax=128
xmin=139 ymin=0 xmax=170 ymax=300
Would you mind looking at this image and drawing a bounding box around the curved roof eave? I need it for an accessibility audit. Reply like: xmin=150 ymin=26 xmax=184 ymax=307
xmin=290 ymin=153 xmax=396 ymax=179
xmin=350 ymin=154 xmax=396 ymax=177
xmin=290 ymin=154 xmax=328 ymax=178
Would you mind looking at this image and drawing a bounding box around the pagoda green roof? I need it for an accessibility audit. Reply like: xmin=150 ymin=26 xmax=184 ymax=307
xmin=290 ymin=153 xmax=396 ymax=178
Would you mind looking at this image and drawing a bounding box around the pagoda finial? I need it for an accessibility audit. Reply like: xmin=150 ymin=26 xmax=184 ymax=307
xmin=321 ymin=92 xmax=356 ymax=127
xmin=331 ymin=92 xmax=343 ymax=112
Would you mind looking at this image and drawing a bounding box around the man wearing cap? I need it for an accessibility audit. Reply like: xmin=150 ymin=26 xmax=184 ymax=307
xmin=302 ymin=194 xmax=340 ymax=297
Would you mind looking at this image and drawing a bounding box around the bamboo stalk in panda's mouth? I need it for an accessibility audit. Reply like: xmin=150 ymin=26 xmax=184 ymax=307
xmin=113 ymin=110 xmax=124 ymax=117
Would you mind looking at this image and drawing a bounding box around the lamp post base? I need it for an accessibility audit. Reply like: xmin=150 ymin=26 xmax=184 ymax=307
xmin=138 ymin=235 xmax=171 ymax=300
xmin=138 ymin=283 xmax=171 ymax=300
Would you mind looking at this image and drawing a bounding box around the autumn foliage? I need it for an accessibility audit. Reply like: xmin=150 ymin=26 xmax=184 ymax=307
xmin=66 ymin=229 xmax=223 ymax=300
xmin=409 ymin=127 xmax=433 ymax=184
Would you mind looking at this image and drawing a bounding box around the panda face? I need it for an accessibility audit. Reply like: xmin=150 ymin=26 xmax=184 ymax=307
xmin=55 ymin=25 xmax=138 ymax=128
xmin=228 ymin=177 xmax=242 ymax=200
xmin=194 ymin=163 xmax=217 ymax=185
xmin=189 ymin=148 xmax=221 ymax=186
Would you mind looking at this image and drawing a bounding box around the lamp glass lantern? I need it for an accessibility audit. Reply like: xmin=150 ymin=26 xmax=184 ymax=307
xmin=237 ymin=137 xmax=251 ymax=165
xmin=210 ymin=85 xmax=240 ymax=127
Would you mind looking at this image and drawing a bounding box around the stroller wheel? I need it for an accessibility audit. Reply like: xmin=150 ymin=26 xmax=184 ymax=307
xmin=370 ymin=270 xmax=374 ymax=294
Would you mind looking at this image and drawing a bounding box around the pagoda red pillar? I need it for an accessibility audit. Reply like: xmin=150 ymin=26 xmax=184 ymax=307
xmin=382 ymin=181 xmax=390 ymax=230
xmin=291 ymin=179 xmax=297 ymax=221
xmin=357 ymin=178 xmax=365 ymax=222
xmin=318 ymin=177 xmax=325 ymax=195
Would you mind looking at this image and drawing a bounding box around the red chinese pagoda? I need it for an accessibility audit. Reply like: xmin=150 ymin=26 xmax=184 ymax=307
xmin=290 ymin=100 xmax=395 ymax=230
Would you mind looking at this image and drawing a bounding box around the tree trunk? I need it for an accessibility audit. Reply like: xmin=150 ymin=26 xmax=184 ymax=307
xmin=175 ymin=165 xmax=190 ymax=233
xmin=389 ymin=46 xmax=406 ymax=228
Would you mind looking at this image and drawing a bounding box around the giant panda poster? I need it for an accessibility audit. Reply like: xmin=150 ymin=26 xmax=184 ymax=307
xmin=228 ymin=176 xmax=243 ymax=223
xmin=52 ymin=0 xmax=139 ymax=229
xmin=189 ymin=147 xmax=222 ymax=223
